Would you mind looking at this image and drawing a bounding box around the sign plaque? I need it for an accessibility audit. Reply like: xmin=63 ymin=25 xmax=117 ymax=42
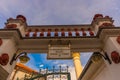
xmin=47 ymin=45 xmax=71 ymax=59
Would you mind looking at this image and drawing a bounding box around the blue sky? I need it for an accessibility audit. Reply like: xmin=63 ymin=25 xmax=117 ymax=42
xmin=25 ymin=53 xmax=92 ymax=80
xmin=26 ymin=53 xmax=92 ymax=70
xmin=0 ymin=0 xmax=120 ymax=79
xmin=0 ymin=0 xmax=120 ymax=27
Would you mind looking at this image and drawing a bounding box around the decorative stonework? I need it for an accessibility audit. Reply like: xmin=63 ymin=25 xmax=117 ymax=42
xmin=16 ymin=15 xmax=26 ymax=22
xmin=99 ymin=23 xmax=113 ymax=28
xmin=72 ymin=52 xmax=80 ymax=58
xmin=111 ymin=51 xmax=120 ymax=64
xmin=104 ymin=16 xmax=110 ymax=18
xmin=6 ymin=24 xmax=17 ymax=29
xmin=93 ymin=14 xmax=103 ymax=20
xmin=116 ymin=36 xmax=120 ymax=44
xmin=33 ymin=32 xmax=37 ymax=37
xmin=25 ymin=32 xmax=30 ymax=37
xmin=0 ymin=53 xmax=9 ymax=66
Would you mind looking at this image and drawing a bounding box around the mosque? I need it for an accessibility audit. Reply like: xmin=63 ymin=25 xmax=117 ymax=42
xmin=0 ymin=14 xmax=120 ymax=80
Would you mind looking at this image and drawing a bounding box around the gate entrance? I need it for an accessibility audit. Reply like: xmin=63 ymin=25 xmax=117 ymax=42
xmin=0 ymin=14 xmax=120 ymax=80
xmin=25 ymin=66 xmax=71 ymax=80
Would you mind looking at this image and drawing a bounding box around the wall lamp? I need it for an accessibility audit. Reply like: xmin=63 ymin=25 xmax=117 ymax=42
xmin=10 ymin=52 xmax=30 ymax=65
xmin=92 ymin=52 xmax=112 ymax=64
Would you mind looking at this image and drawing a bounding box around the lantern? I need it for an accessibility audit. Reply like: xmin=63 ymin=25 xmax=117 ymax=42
xmin=91 ymin=53 xmax=102 ymax=63
xmin=19 ymin=54 xmax=30 ymax=63
xmin=92 ymin=52 xmax=112 ymax=64
xmin=10 ymin=52 xmax=30 ymax=65
xmin=111 ymin=51 xmax=120 ymax=64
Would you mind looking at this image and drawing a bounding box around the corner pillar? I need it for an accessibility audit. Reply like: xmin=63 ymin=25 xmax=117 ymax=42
xmin=72 ymin=52 xmax=83 ymax=80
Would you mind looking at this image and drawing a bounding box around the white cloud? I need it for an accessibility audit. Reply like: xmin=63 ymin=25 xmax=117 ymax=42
xmin=53 ymin=61 xmax=60 ymax=64
xmin=58 ymin=64 xmax=67 ymax=67
xmin=0 ymin=0 xmax=120 ymax=26
xmin=39 ymin=64 xmax=44 ymax=68
xmin=28 ymin=0 xmax=120 ymax=25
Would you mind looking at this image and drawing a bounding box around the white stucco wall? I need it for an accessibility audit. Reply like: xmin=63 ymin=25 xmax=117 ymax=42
xmin=17 ymin=24 xmax=26 ymax=37
xmin=92 ymin=37 xmax=120 ymax=80
xmin=0 ymin=38 xmax=17 ymax=79
xmin=93 ymin=66 xmax=114 ymax=80
xmin=9 ymin=22 xmax=26 ymax=37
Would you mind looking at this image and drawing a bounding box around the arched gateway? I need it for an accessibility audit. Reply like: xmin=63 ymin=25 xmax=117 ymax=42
xmin=0 ymin=14 xmax=120 ymax=80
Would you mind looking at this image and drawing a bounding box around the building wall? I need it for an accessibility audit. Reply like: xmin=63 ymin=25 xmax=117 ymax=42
xmin=103 ymin=37 xmax=120 ymax=80
xmin=93 ymin=66 xmax=113 ymax=80
xmin=0 ymin=65 xmax=9 ymax=80
xmin=91 ymin=37 xmax=120 ymax=80
xmin=0 ymin=38 xmax=17 ymax=80
xmin=14 ymin=71 xmax=30 ymax=80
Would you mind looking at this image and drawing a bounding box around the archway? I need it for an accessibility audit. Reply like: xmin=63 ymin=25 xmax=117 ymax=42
xmin=0 ymin=14 xmax=120 ymax=80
